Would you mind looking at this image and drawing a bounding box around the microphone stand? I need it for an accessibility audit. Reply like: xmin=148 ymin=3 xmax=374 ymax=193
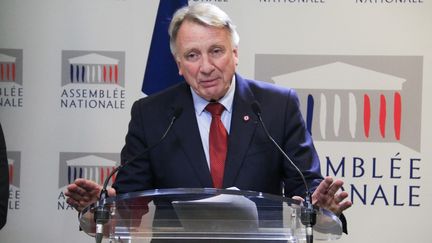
xmin=251 ymin=101 xmax=316 ymax=243
xmin=94 ymin=190 xmax=110 ymax=243
xmin=92 ymin=107 xmax=183 ymax=243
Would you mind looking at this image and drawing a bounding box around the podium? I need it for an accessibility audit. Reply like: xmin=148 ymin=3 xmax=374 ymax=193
xmin=79 ymin=188 xmax=342 ymax=242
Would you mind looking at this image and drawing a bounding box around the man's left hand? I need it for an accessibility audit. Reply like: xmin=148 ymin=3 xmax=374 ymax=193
xmin=312 ymin=176 xmax=352 ymax=216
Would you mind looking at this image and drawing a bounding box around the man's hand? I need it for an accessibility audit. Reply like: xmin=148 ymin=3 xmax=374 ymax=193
xmin=65 ymin=178 xmax=116 ymax=212
xmin=311 ymin=176 xmax=352 ymax=216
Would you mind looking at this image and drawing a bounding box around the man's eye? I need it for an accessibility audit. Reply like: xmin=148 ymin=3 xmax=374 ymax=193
xmin=185 ymin=52 xmax=199 ymax=61
xmin=211 ymin=48 xmax=224 ymax=57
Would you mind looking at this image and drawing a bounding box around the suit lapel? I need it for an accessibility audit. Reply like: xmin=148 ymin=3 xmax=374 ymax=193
xmin=223 ymin=75 xmax=258 ymax=187
xmin=168 ymin=77 xmax=258 ymax=188
xmin=170 ymin=84 xmax=213 ymax=187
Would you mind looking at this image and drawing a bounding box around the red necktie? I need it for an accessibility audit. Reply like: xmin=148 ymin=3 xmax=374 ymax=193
xmin=205 ymin=102 xmax=228 ymax=189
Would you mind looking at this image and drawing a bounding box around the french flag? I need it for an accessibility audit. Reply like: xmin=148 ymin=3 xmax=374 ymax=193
xmin=142 ymin=0 xmax=188 ymax=95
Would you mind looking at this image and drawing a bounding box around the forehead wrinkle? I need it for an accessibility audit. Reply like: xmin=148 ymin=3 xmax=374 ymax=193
xmin=175 ymin=21 xmax=233 ymax=56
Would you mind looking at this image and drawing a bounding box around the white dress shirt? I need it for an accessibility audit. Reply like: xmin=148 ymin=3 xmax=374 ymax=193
xmin=190 ymin=76 xmax=236 ymax=169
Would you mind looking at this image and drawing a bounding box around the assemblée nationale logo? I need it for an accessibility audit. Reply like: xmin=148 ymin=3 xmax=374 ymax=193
xmin=256 ymin=55 xmax=423 ymax=207
xmin=0 ymin=49 xmax=23 ymax=108
xmin=60 ymin=50 xmax=126 ymax=109
xmin=272 ymin=62 xmax=412 ymax=149
xmin=7 ymin=151 xmax=21 ymax=210
xmin=255 ymin=55 xmax=422 ymax=151
xmin=57 ymin=152 xmax=120 ymax=210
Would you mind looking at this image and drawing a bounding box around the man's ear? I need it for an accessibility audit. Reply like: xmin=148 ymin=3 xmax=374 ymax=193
xmin=174 ymin=55 xmax=183 ymax=76
xmin=233 ymin=48 xmax=239 ymax=66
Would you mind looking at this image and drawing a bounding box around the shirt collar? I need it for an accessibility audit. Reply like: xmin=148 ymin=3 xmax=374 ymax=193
xmin=191 ymin=75 xmax=236 ymax=115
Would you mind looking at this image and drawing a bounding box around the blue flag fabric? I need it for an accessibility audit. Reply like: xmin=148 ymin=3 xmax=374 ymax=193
xmin=142 ymin=0 xmax=188 ymax=95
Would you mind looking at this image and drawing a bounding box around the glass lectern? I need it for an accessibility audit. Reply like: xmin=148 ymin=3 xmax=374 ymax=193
xmin=79 ymin=188 xmax=342 ymax=242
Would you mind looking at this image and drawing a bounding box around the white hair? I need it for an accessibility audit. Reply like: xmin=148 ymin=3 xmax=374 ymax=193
xmin=168 ymin=3 xmax=240 ymax=56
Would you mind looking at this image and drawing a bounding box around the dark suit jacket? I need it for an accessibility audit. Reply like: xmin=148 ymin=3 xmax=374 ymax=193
xmin=112 ymin=74 xmax=348 ymax=240
xmin=113 ymin=74 xmax=322 ymax=197
xmin=0 ymin=123 xmax=8 ymax=230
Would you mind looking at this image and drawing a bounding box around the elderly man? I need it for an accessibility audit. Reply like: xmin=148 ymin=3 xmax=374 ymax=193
xmin=66 ymin=2 xmax=351 ymax=235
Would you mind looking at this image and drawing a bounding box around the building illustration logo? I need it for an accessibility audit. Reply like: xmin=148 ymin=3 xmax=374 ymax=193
xmin=0 ymin=53 xmax=16 ymax=82
xmin=66 ymin=155 xmax=117 ymax=185
xmin=58 ymin=152 xmax=120 ymax=188
xmin=0 ymin=49 xmax=24 ymax=108
xmin=68 ymin=53 xmax=120 ymax=85
xmin=272 ymin=62 xmax=404 ymax=141
xmin=7 ymin=151 xmax=21 ymax=210
xmin=60 ymin=50 xmax=126 ymax=109
xmin=62 ymin=51 xmax=125 ymax=87
xmin=255 ymin=55 xmax=423 ymax=152
xmin=7 ymin=151 xmax=21 ymax=188
xmin=0 ymin=49 xmax=22 ymax=85
xmin=57 ymin=152 xmax=120 ymax=210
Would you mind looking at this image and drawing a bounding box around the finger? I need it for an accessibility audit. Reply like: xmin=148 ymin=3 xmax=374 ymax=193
xmin=338 ymin=200 xmax=352 ymax=212
xmin=65 ymin=188 xmax=84 ymax=202
xmin=66 ymin=197 xmax=78 ymax=206
xmin=336 ymin=191 xmax=349 ymax=202
xmin=326 ymin=179 xmax=344 ymax=197
xmin=330 ymin=192 xmax=352 ymax=215
xmin=312 ymin=177 xmax=334 ymax=205
xmin=65 ymin=186 xmax=86 ymax=198
xmin=66 ymin=185 xmax=90 ymax=198
xmin=292 ymin=196 xmax=304 ymax=203
xmin=75 ymin=178 xmax=101 ymax=192
xmin=66 ymin=181 xmax=94 ymax=196
xmin=107 ymin=188 xmax=117 ymax=197
xmin=332 ymin=200 xmax=352 ymax=216
xmin=314 ymin=177 xmax=333 ymax=195
xmin=65 ymin=183 xmax=81 ymax=194
xmin=66 ymin=197 xmax=85 ymax=211
xmin=324 ymin=184 xmax=345 ymax=208
xmin=66 ymin=185 xmax=99 ymax=205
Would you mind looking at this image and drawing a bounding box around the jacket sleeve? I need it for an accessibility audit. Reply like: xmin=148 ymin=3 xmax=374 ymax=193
xmin=0 ymin=123 xmax=9 ymax=230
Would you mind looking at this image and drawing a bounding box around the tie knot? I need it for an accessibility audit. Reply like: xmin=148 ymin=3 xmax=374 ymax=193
xmin=205 ymin=102 xmax=225 ymax=116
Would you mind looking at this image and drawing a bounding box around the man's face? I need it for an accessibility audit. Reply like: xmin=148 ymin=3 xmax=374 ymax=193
xmin=174 ymin=20 xmax=238 ymax=101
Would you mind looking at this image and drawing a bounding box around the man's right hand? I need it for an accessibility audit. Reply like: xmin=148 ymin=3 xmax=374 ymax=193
xmin=65 ymin=178 xmax=117 ymax=212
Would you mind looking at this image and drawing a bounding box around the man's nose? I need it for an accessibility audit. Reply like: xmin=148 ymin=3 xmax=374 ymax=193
xmin=199 ymin=55 xmax=215 ymax=74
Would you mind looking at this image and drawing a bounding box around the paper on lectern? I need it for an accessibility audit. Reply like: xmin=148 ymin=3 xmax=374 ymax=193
xmin=172 ymin=188 xmax=259 ymax=232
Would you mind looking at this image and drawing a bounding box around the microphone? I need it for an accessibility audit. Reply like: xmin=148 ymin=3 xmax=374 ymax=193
xmin=93 ymin=106 xmax=183 ymax=243
xmin=251 ymin=101 xmax=316 ymax=243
